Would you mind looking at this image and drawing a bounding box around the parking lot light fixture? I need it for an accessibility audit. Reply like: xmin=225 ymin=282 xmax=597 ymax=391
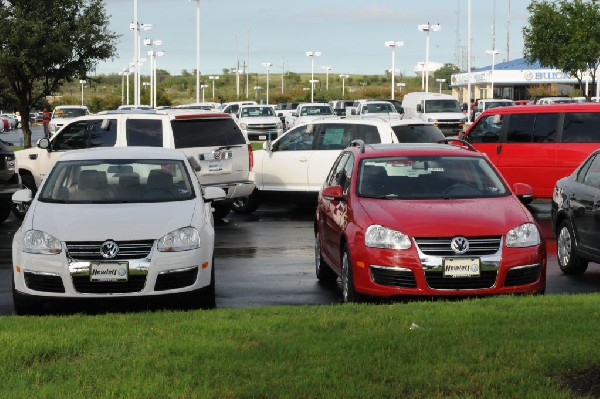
xmin=79 ymin=80 xmax=86 ymax=106
xmin=208 ymin=75 xmax=219 ymax=100
xmin=261 ymin=62 xmax=273 ymax=104
xmin=306 ymin=51 xmax=321 ymax=102
xmin=339 ymin=74 xmax=350 ymax=98
xmin=418 ymin=23 xmax=441 ymax=92
xmin=436 ymin=78 xmax=445 ymax=93
xmin=396 ymin=82 xmax=406 ymax=93
xmin=485 ymin=49 xmax=500 ymax=98
xmin=384 ymin=41 xmax=404 ymax=100
xmin=321 ymin=66 xmax=332 ymax=91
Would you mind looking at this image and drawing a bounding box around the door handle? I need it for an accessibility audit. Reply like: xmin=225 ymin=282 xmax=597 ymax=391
xmin=496 ymin=145 xmax=502 ymax=155
xmin=299 ymin=158 xmax=308 ymax=162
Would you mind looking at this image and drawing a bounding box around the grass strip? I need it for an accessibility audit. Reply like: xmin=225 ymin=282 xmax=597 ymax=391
xmin=0 ymin=294 xmax=598 ymax=398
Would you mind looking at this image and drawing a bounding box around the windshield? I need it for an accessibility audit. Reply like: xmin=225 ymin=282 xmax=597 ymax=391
xmin=364 ymin=103 xmax=396 ymax=113
xmin=391 ymin=125 xmax=445 ymax=143
xmin=39 ymin=159 xmax=195 ymax=203
xmin=358 ymin=156 xmax=508 ymax=199
xmin=486 ymin=101 xmax=514 ymax=109
xmin=300 ymin=106 xmax=333 ymax=116
xmin=241 ymin=106 xmax=275 ymax=117
xmin=424 ymin=99 xmax=461 ymax=113
xmin=53 ymin=108 xmax=88 ymax=118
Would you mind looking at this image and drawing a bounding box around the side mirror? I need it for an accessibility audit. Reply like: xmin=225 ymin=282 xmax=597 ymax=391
xmin=351 ymin=109 xmax=358 ymax=115
xmin=398 ymin=106 xmax=404 ymax=114
xmin=12 ymin=188 xmax=33 ymax=203
xmin=38 ymin=137 xmax=50 ymax=150
xmin=277 ymin=112 xmax=283 ymax=117
xmin=321 ymin=185 xmax=345 ymax=201
xmin=512 ymin=183 xmax=533 ymax=201
xmin=416 ymin=104 xmax=422 ymax=112
xmin=292 ymin=112 xmax=298 ymax=117
xmin=203 ymin=186 xmax=226 ymax=202
xmin=263 ymin=141 xmax=272 ymax=151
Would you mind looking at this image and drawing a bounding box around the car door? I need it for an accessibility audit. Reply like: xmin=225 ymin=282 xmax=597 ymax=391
xmin=572 ymin=154 xmax=600 ymax=254
xmin=319 ymin=152 xmax=353 ymax=271
xmin=464 ymin=113 xmax=504 ymax=165
xmin=308 ymin=123 xmax=355 ymax=191
xmin=260 ymin=124 xmax=315 ymax=191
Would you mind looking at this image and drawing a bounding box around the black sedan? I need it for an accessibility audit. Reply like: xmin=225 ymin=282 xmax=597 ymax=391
xmin=552 ymin=149 xmax=600 ymax=274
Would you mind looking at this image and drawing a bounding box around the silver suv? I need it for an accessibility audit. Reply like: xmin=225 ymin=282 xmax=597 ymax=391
xmin=15 ymin=109 xmax=254 ymax=219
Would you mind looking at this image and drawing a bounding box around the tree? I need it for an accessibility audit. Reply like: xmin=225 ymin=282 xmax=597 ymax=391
xmin=523 ymin=0 xmax=600 ymax=101
xmin=0 ymin=0 xmax=118 ymax=147
xmin=433 ymin=63 xmax=460 ymax=85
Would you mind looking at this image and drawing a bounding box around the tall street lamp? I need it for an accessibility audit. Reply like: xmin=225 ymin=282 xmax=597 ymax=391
xmin=384 ymin=41 xmax=404 ymax=100
xmin=144 ymin=38 xmax=163 ymax=108
xmin=130 ymin=16 xmax=152 ymax=106
xmin=152 ymin=50 xmax=164 ymax=107
xmin=79 ymin=80 xmax=86 ymax=106
xmin=485 ymin=49 xmax=500 ymax=98
xmin=261 ymin=62 xmax=273 ymax=104
xmin=200 ymin=84 xmax=208 ymax=103
xmin=306 ymin=51 xmax=321 ymax=102
xmin=339 ymin=74 xmax=350 ymax=98
xmin=418 ymin=22 xmax=441 ymax=92
xmin=436 ymin=78 xmax=446 ymax=93
xmin=321 ymin=65 xmax=332 ymax=91
xmin=208 ymin=75 xmax=219 ymax=100
xmin=189 ymin=0 xmax=201 ymax=104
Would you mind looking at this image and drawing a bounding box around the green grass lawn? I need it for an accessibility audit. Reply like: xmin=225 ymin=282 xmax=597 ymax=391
xmin=0 ymin=294 xmax=598 ymax=398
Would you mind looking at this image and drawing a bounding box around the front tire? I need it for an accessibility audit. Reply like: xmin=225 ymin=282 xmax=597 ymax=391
xmin=557 ymin=220 xmax=588 ymax=275
xmin=12 ymin=274 xmax=44 ymax=315
xmin=200 ymin=263 xmax=216 ymax=309
xmin=341 ymin=245 xmax=361 ymax=303
xmin=315 ymin=232 xmax=337 ymax=283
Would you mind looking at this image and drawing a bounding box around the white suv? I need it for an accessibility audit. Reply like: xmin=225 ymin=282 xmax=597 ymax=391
xmin=49 ymin=105 xmax=90 ymax=135
xmin=15 ymin=109 xmax=254 ymax=219
xmin=231 ymin=118 xmax=445 ymax=213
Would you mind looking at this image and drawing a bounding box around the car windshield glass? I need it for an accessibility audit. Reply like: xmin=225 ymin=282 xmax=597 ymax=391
xmin=358 ymin=156 xmax=508 ymax=199
xmin=487 ymin=101 xmax=514 ymax=109
xmin=53 ymin=108 xmax=88 ymax=118
xmin=301 ymin=106 xmax=333 ymax=116
xmin=424 ymin=100 xmax=461 ymax=113
xmin=365 ymin=103 xmax=395 ymax=113
xmin=391 ymin=125 xmax=445 ymax=143
xmin=38 ymin=159 xmax=195 ymax=204
xmin=241 ymin=107 xmax=275 ymax=117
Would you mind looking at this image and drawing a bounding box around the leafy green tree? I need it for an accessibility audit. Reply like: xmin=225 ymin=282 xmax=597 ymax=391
xmin=0 ymin=0 xmax=118 ymax=147
xmin=523 ymin=0 xmax=600 ymax=101
xmin=433 ymin=64 xmax=460 ymax=86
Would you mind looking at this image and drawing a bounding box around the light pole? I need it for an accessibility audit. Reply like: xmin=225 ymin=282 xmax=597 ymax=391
xmin=436 ymin=78 xmax=446 ymax=93
xmin=130 ymin=17 xmax=153 ymax=106
xmin=121 ymin=68 xmax=128 ymax=105
xmin=418 ymin=61 xmax=426 ymax=90
xmin=396 ymin=82 xmax=406 ymax=93
xmin=485 ymin=49 xmax=500 ymax=98
xmin=261 ymin=62 xmax=272 ymax=104
xmin=418 ymin=22 xmax=441 ymax=92
xmin=306 ymin=51 xmax=321 ymax=102
xmin=144 ymin=38 xmax=163 ymax=107
xmin=254 ymin=85 xmax=262 ymax=100
xmin=321 ymin=65 xmax=332 ymax=91
xmin=384 ymin=41 xmax=404 ymax=100
xmin=339 ymin=74 xmax=349 ymax=98
xmin=208 ymin=75 xmax=219 ymax=100
xmin=79 ymin=80 xmax=86 ymax=106
xmin=200 ymin=84 xmax=208 ymax=103
xmin=189 ymin=0 xmax=201 ymax=104
xmin=152 ymin=51 xmax=164 ymax=107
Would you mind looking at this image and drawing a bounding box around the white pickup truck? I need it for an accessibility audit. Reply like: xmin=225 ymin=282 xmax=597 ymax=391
xmin=284 ymin=102 xmax=338 ymax=130
xmin=351 ymin=100 xmax=401 ymax=120
xmin=235 ymin=104 xmax=283 ymax=141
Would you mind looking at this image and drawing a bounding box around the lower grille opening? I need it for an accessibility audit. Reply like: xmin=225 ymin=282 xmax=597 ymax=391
xmin=370 ymin=267 xmax=417 ymax=288
xmin=24 ymin=272 xmax=65 ymax=293
xmin=72 ymin=275 xmax=146 ymax=294
xmin=155 ymin=267 xmax=198 ymax=291
xmin=505 ymin=265 xmax=541 ymax=286
xmin=425 ymin=270 xmax=497 ymax=289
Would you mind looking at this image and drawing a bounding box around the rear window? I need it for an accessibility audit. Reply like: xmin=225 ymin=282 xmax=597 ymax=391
xmin=171 ymin=118 xmax=246 ymax=148
xmin=392 ymin=125 xmax=445 ymax=143
xmin=561 ymin=112 xmax=600 ymax=143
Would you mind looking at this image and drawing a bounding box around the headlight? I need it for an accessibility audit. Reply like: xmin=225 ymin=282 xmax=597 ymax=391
xmin=365 ymin=225 xmax=411 ymax=250
xmin=239 ymin=123 xmax=247 ymax=130
xmin=23 ymin=230 xmax=62 ymax=254
xmin=505 ymin=223 xmax=540 ymax=248
xmin=157 ymin=227 xmax=200 ymax=252
xmin=428 ymin=118 xmax=437 ymax=123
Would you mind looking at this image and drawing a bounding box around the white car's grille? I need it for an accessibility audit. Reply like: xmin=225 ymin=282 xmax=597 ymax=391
xmin=65 ymin=240 xmax=154 ymax=260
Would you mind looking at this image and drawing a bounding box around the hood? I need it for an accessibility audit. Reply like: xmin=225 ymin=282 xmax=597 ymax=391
xmin=359 ymin=196 xmax=531 ymax=237
xmin=298 ymin=115 xmax=338 ymax=122
xmin=28 ymin=201 xmax=197 ymax=241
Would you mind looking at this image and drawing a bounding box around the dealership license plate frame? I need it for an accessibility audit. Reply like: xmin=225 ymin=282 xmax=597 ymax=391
xmin=443 ymin=258 xmax=480 ymax=278
xmin=90 ymin=262 xmax=129 ymax=282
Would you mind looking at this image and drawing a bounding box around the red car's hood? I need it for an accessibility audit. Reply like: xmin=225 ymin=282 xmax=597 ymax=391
xmin=359 ymin=196 xmax=532 ymax=237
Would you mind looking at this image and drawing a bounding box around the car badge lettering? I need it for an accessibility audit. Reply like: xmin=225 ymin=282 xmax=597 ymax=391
xmin=100 ymin=240 xmax=119 ymax=259
xmin=450 ymin=236 xmax=469 ymax=254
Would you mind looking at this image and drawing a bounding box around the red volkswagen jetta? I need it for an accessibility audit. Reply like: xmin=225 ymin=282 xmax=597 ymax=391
xmin=315 ymin=141 xmax=546 ymax=302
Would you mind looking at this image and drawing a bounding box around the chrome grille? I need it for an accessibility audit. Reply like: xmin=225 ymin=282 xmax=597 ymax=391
xmin=248 ymin=123 xmax=278 ymax=130
xmin=414 ymin=236 xmax=501 ymax=257
xmin=65 ymin=240 xmax=154 ymax=261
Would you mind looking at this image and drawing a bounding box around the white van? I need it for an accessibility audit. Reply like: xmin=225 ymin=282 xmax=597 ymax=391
xmin=401 ymin=92 xmax=467 ymax=136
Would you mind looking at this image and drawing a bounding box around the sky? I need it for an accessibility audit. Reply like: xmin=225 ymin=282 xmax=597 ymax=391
xmin=95 ymin=0 xmax=532 ymax=78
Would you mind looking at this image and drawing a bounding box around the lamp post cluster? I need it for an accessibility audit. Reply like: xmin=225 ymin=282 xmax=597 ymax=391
xmin=418 ymin=22 xmax=442 ymax=92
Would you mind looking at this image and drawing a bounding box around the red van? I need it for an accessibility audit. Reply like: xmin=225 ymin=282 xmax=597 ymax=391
xmin=461 ymin=103 xmax=600 ymax=199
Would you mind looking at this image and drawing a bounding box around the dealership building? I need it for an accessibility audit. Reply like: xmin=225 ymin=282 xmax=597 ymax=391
xmin=450 ymin=57 xmax=593 ymax=102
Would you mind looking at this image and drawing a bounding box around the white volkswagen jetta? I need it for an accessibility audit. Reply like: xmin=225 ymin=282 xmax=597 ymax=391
xmin=11 ymin=146 xmax=225 ymax=314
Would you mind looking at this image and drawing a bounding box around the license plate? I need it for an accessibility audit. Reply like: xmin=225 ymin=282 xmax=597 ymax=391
xmin=208 ymin=161 xmax=223 ymax=172
xmin=259 ymin=135 xmax=267 ymax=140
xmin=90 ymin=262 xmax=128 ymax=282
xmin=443 ymin=258 xmax=480 ymax=278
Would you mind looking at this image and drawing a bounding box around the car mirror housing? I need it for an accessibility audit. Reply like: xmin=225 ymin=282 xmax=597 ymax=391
xmin=203 ymin=186 xmax=226 ymax=202
xmin=321 ymin=185 xmax=345 ymax=200
xmin=263 ymin=141 xmax=272 ymax=152
xmin=12 ymin=188 xmax=33 ymax=203
xmin=38 ymin=137 xmax=50 ymax=150
xmin=512 ymin=183 xmax=533 ymax=200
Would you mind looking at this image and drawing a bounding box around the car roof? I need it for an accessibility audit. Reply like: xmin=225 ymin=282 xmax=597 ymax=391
xmin=54 ymin=105 xmax=89 ymax=109
xmin=57 ymin=146 xmax=188 ymax=162
xmin=95 ymin=109 xmax=232 ymax=119
xmin=479 ymin=102 xmax=600 ymax=116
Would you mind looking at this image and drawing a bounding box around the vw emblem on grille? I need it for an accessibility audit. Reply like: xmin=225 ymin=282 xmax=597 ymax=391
xmin=450 ymin=236 xmax=469 ymax=254
xmin=213 ymin=149 xmax=222 ymax=160
xmin=100 ymin=240 xmax=119 ymax=259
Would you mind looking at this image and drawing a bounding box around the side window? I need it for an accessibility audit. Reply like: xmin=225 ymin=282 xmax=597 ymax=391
xmin=576 ymin=154 xmax=596 ymax=184
xmin=275 ymin=125 xmax=314 ymax=151
xmin=561 ymin=112 xmax=600 ymax=143
xmin=465 ymin=114 xmax=503 ymax=143
xmin=51 ymin=119 xmax=117 ymax=150
xmin=506 ymin=113 xmax=535 ymax=143
xmin=326 ymin=152 xmax=350 ymax=186
xmin=581 ymin=154 xmax=600 ymax=188
xmin=532 ymin=113 xmax=558 ymax=143
xmin=126 ymin=119 xmax=163 ymax=147
xmin=356 ymin=124 xmax=382 ymax=144
xmin=317 ymin=124 xmax=354 ymax=150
